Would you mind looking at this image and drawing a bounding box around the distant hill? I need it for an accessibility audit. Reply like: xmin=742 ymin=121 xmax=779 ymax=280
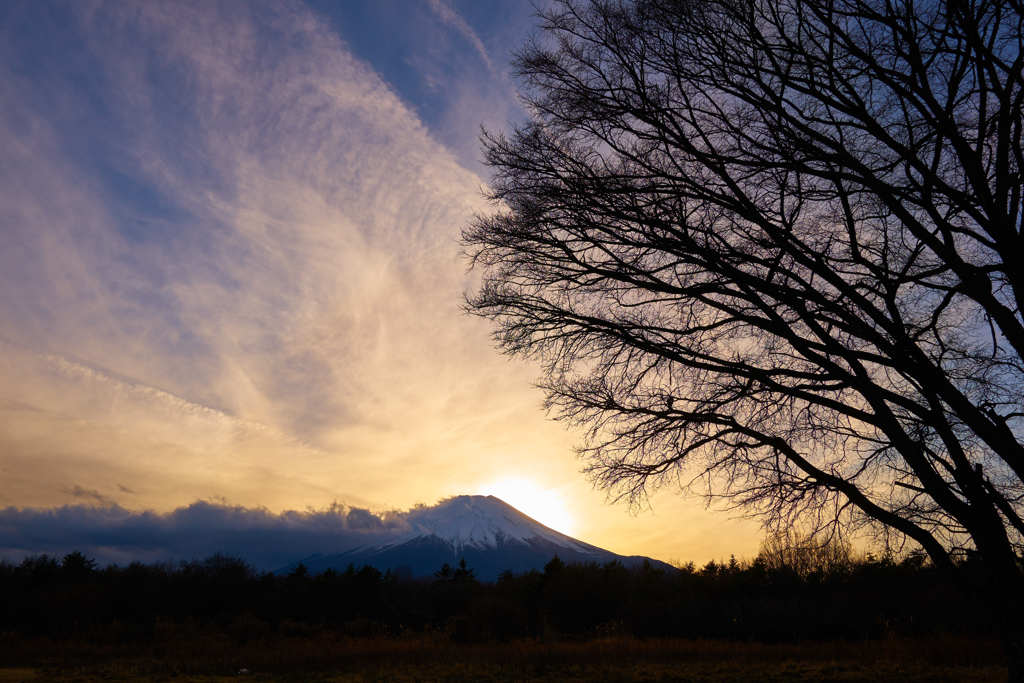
xmin=282 ymin=495 xmax=675 ymax=580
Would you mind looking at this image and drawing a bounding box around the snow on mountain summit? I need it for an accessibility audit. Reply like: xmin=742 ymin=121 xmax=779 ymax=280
xmin=399 ymin=495 xmax=594 ymax=552
xmin=284 ymin=494 xmax=677 ymax=580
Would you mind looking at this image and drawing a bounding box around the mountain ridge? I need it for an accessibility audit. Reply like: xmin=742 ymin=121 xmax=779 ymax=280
xmin=283 ymin=494 xmax=676 ymax=580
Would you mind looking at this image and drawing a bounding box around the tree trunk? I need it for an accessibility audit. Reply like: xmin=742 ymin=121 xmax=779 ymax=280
xmin=1005 ymin=629 xmax=1024 ymax=683
xmin=994 ymin=571 xmax=1024 ymax=683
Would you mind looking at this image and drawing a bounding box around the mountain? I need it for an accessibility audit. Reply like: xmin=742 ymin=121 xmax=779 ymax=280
xmin=287 ymin=495 xmax=675 ymax=581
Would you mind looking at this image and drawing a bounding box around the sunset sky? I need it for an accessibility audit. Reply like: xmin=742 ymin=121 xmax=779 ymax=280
xmin=0 ymin=0 xmax=762 ymax=567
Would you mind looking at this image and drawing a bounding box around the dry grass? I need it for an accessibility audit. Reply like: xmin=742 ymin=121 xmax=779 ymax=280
xmin=0 ymin=631 xmax=1007 ymax=681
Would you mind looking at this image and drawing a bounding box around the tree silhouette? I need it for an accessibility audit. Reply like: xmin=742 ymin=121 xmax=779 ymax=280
xmin=60 ymin=551 xmax=97 ymax=578
xmin=757 ymin=528 xmax=854 ymax=578
xmin=453 ymin=558 xmax=476 ymax=582
xmin=464 ymin=0 xmax=1023 ymax=673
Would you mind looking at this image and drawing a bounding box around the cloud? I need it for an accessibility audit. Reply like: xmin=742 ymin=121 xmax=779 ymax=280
xmin=0 ymin=0 xmax=574 ymax=514
xmin=425 ymin=0 xmax=495 ymax=74
xmin=0 ymin=500 xmax=411 ymax=570
xmin=311 ymin=0 xmax=532 ymax=171
xmin=0 ymin=0 xmax=766 ymax=564
xmin=63 ymin=485 xmax=117 ymax=507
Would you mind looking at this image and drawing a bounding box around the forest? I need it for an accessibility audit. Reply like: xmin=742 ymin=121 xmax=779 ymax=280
xmin=0 ymin=546 xmax=999 ymax=644
xmin=0 ymin=542 xmax=1009 ymax=680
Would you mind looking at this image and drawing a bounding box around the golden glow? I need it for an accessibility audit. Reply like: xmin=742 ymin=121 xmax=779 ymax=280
xmin=0 ymin=0 xmax=769 ymax=568
xmin=480 ymin=477 xmax=576 ymax=536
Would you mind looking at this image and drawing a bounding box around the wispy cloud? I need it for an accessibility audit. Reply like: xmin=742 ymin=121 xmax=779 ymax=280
xmin=425 ymin=0 xmax=494 ymax=74
xmin=0 ymin=0 xmax=573 ymax=514
xmin=63 ymin=486 xmax=117 ymax=507
xmin=0 ymin=0 xmax=764 ymax=564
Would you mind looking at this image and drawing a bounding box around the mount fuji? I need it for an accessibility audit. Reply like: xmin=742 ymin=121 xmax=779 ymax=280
xmin=287 ymin=495 xmax=675 ymax=580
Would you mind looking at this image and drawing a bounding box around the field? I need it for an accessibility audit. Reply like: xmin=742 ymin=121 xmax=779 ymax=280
xmin=1 ymin=554 xmax=1010 ymax=680
xmin=0 ymin=632 xmax=1006 ymax=682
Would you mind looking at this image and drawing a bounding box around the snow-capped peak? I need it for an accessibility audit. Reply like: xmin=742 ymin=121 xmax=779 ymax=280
xmin=398 ymin=495 xmax=594 ymax=552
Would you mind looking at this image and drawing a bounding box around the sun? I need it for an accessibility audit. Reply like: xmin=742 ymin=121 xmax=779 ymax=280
xmin=479 ymin=477 xmax=576 ymax=536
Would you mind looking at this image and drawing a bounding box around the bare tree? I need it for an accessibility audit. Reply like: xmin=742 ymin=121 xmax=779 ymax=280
xmin=757 ymin=527 xmax=855 ymax=578
xmin=464 ymin=0 xmax=1024 ymax=674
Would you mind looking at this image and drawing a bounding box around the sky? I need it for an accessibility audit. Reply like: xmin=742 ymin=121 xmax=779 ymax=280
xmin=0 ymin=0 xmax=762 ymax=568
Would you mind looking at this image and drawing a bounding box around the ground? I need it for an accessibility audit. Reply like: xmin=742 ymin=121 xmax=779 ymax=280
xmin=0 ymin=634 xmax=1006 ymax=681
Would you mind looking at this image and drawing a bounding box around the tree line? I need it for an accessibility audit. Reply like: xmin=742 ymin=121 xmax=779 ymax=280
xmin=0 ymin=543 xmax=996 ymax=644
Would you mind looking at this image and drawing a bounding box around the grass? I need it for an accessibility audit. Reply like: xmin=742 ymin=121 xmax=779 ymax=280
xmin=0 ymin=631 xmax=1007 ymax=681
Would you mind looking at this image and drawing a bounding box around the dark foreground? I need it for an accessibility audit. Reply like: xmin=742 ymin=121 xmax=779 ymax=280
xmin=0 ymin=633 xmax=1006 ymax=682
xmin=1 ymin=552 xmax=1010 ymax=679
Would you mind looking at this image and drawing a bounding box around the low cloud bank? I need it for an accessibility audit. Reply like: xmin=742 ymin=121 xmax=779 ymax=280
xmin=0 ymin=501 xmax=412 ymax=570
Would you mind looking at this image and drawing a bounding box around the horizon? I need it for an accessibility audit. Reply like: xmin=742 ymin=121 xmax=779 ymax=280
xmin=0 ymin=493 xmax=745 ymax=572
xmin=0 ymin=0 xmax=761 ymax=567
